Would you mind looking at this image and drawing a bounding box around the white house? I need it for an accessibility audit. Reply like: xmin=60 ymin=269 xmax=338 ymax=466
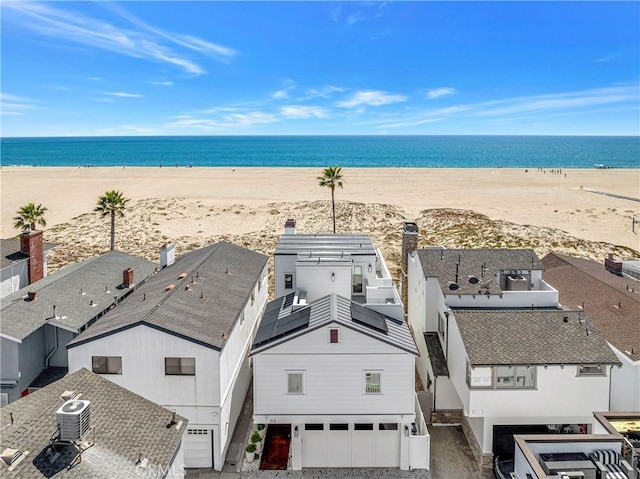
xmin=67 ymin=242 xmax=269 ymax=470
xmin=406 ymin=242 xmax=620 ymax=468
xmin=251 ymin=221 xmax=429 ymax=471
xmin=543 ymin=252 xmax=640 ymax=412
xmin=1 ymin=231 xmax=58 ymax=299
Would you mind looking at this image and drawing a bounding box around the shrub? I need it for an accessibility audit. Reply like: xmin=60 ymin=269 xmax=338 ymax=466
xmin=245 ymin=443 xmax=256 ymax=453
xmin=256 ymin=424 xmax=266 ymax=431
xmin=250 ymin=432 xmax=262 ymax=443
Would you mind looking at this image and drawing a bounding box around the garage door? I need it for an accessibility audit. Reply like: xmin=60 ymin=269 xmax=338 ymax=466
xmin=302 ymin=424 xmax=325 ymax=467
xmin=184 ymin=428 xmax=213 ymax=468
xmin=375 ymin=423 xmax=400 ymax=467
xmin=327 ymin=424 xmax=350 ymax=467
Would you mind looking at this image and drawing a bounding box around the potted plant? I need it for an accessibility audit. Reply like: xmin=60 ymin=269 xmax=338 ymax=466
xmin=257 ymin=423 xmax=266 ymax=439
xmin=245 ymin=443 xmax=256 ymax=463
xmin=250 ymin=431 xmax=263 ymax=453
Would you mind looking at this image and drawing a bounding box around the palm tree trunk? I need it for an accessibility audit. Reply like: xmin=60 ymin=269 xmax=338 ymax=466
xmin=331 ymin=187 xmax=336 ymax=234
xmin=110 ymin=212 xmax=116 ymax=251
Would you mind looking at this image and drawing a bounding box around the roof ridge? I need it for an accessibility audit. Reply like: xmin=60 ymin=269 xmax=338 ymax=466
xmin=138 ymin=243 xmax=222 ymax=323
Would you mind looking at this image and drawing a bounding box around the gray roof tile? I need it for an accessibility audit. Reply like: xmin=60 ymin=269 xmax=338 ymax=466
xmin=0 ymin=368 xmax=186 ymax=479
xmin=68 ymin=242 xmax=268 ymax=350
xmin=454 ymin=309 xmax=620 ymax=366
xmin=276 ymin=234 xmax=376 ymax=256
xmin=542 ymin=252 xmax=640 ymax=361
xmin=0 ymin=251 xmax=157 ymax=341
xmin=417 ymin=248 xmax=544 ymax=295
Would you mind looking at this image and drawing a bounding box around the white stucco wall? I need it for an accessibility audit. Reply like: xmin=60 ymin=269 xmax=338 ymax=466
xmin=609 ymin=344 xmax=640 ymax=411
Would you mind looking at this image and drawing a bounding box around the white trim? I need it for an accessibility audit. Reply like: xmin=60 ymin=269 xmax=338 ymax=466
xmin=0 ymin=333 xmax=21 ymax=344
xmin=286 ymin=371 xmax=305 ymax=394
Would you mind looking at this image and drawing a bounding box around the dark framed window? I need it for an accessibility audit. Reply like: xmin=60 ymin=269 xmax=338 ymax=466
xmin=305 ymin=424 xmax=324 ymax=431
xmin=330 ymin=328 xmax=339 ymax=343
xmin=92 ymin=356 xmax=122 ymax=375
xmin=284 ymin=273 xmax=294 ymax=289
xmin=577 ymin=365 xmax=605 ymax=376
xmin=379 ymin=423 xmax=398 ymax=430
xmin=165 ymin=357 xmax=196 ymax=376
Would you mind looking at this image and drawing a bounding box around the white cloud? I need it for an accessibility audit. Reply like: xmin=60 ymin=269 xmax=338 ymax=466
xmin=104 ymin=92 xmax=144 ymax=98
xmin=148 ymin=81 xmax=173 ymax=87
xmin=164 ymin=111 xmax=278 ymax=131
xmin=336 ymin=90 xmax=407 ymax=108
xmin=474 ymin=85 xmax=639 ymax=116
xmin=378 ymin=118 xmax=443 ymax=129
xmin=304 ymin=85 xmax=344 ymax=99
xmin=427 ymin=87 xmax=456 ymax=99
xmin=272 ymin=90 xmax=289 ymax=99
xmin=2 ymin=2 xmax=236 ymax=75
xmin=280 ymin=106 xmax=328 ymax=119
xmin=0 ymin=93 xmax=35 ymax=116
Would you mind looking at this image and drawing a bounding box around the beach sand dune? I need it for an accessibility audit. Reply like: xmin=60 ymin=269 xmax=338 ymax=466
xmin=1 ymin=167 xmax=638 ymax=283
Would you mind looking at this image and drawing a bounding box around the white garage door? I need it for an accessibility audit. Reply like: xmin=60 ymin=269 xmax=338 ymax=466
xmin=184 ymin=428 xmax=213 ymax=468
xmin=302 ymin=424 xmax=325 ymax=467
xmin=375 ymin=423 xmax=400 ymax=467
xmin=327 ymin=424 xmax=350 ymax=467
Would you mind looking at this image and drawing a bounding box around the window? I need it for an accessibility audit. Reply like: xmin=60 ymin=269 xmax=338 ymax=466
xmin=284 ymin=273 xmax=294 ymax=290
xmin=305 ymin=424 xmax=324 ymax=431
xmin=578 ymin=365 xmax=605 ymax=376
xmin=354 ymin=423 xmax=373 ymax=430
xmin=466 ymin=363 xmax=493 ymax=388
xmin=352 ymin=265 xmax=363 ymax=294
xmin=330 ymin=328 xmax=339 ymax=343
xmin=287 ymin=371 xmax=304 ymax=394
xmin=92 ymin=356 xmax=122 ymax=375
xmin=379 ymin=423 xmax=398 ymax=430
xmin=438 ymin=312 xmax=447 ymax=341
xmin=165 ymin=357 xmax=196 ymax=376
xmin=495 ymin=366 xmax=536 ymax=389
xmin=364 ymin=371 xmax=382 ymax=394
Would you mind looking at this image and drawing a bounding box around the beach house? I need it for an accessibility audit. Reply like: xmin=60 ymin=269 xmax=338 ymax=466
xmin=542 ymin=252 xmax=640 ymax=412
xmin=0 ymin=368 xmax=187 ymax=478
xmin=251 ymin=221 xmax=429 ymax=470
xmin=404 ymin=223 xmax=620 ymax=468
xmin=67 ymin=242 xmax=269 ymax=470
xmin=1 ymin=231 xmax=58 ymax=298
xmin=0 ymin=250 xmax=156 ymax=406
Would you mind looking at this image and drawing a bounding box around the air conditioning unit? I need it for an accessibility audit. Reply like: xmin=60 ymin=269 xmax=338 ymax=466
xmin=506 ymin=275 xmax=529 ymax=291
xmin=559 ymin=472 xmax=585 ymax=479
xmin=56 ymin=400 xmax=91 ymax=442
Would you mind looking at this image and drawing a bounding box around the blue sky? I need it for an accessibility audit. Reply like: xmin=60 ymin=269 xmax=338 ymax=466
xmin=1 ymin=1 xmax=639 ymax=137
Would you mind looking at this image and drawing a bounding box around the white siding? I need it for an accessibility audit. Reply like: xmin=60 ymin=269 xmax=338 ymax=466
xmin=0 ymin=261 xmax=27 ymax=299
xmin=68 ymin=325 xmax=221 ymax=419
xmin=296 ymin=261 xmax=352 ymax=302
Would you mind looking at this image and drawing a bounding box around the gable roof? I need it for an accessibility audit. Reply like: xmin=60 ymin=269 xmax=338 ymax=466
xmin=0 ymin=251 xmax=157 ymax=342
xmin=416 ymin=248 xmax=544 ymax=295
xmin=454 ymin=309 xmax=620 ymax=366
xmin=275 ymin=234 xmax=376 ymax=256
xmin=252 ymin=293 xmax=418 ymax=355
xmin=542 ymin=252 xmax=640 ymax=361
xmin=0 ymin=368 xmax=186 ymax=478
xmin=1 ymin=238 xmax=59 ymax=270
xmin=68 ymin=242 xmax=267 ymax=351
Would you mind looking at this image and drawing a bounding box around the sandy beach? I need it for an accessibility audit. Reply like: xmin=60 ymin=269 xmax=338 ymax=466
xmin=2 ymin=167 xmax=639 ymax=280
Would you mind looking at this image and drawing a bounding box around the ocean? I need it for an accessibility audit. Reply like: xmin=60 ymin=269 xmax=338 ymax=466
xmin=1 ymin=135 xmax=638 ymax=168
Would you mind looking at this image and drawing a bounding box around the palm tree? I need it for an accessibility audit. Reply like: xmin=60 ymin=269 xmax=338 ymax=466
xmin=317 ymin=166 xmax=345 ymax=234
xmin=13 ymin=202 xmax=48 ymax=231
xmin=94 ymin=190 xmax=130 ymax=251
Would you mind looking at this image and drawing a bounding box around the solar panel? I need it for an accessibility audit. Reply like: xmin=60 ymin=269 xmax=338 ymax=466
xmin=253 ymin=294 xmax=311 ymax=348
xmin=351 ymin=303 xmax=388 ymax=334
xmin=272 ymin=308 xmax=311 ymax=337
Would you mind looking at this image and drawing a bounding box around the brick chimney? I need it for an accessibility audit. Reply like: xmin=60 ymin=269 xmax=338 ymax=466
xmin=123 ymin=268 xmax=134 ymax=288
xmin=20 ymin=230 xmax=44 ymax=284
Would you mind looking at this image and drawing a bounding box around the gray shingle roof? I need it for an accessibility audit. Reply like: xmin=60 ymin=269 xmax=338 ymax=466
xmin=417 ymin=248 xmax=544 ymax=295
xmin=252 ymin=293 xmax=418 ymax=355
xmin=0 ymin=368 xmax=186 ymax=479
xmin=0 ymin=251 xmax=157 ymax=341
xmin=454 ymin=309 xmax=621 ymax=366
xmin=276 ymin=234 xmax=376 ymax=256
xmin=1 ymin=238 xmax=59 ymax=270
xmin=68 ymin=242 xmax=268 ymax=351
xmin=542 ymin=252 xmax=640 ymax=361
